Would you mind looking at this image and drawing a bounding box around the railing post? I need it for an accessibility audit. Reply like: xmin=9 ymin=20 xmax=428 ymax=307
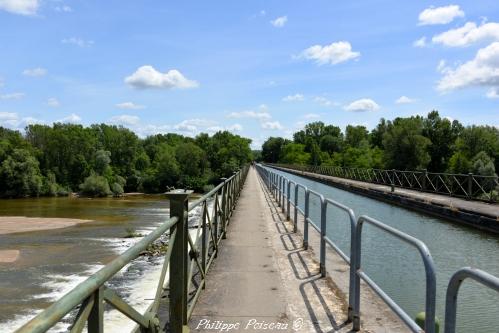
xmin=281 ymin=178 xmax=286 ymax=214
xmin=422 ymin=169 xmax=427 ymax=191
xmin=221 ymin=178 xmax=228 ymax=239
xmin=166 ymin=189 xmax=192 ymax=333
xmin=201 ymin=200 xmax=207 ymax=288
xmin=320 ymin=197 xmax=326 ymax=277
xmin=352 ymin=221 xmax=362 ymax=331
xmin=304 ymin=190 xmax=310 ymax=250
xmin=293 ymin=185 xmax=299 ymax=233
xmin=467 ymin=173 xmax=473 ymax=199
xmin=286 ymin=180 xmax=291 ymax=221
xmin=88 ymin=287 xmax=104 ymax=333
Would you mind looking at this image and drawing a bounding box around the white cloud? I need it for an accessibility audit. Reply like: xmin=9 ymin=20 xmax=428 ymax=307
xmin=0 ymin=0 xmax=39 ymax=16
xmin=125 ymin=66 xmax=198 ymax=89
xmin=227 ymin=123 xmax=243 ymax=132
xmin=413 ymin=36 xmax=427 ymax=48
xmin=418 ymin=5 xmax=464 ymax=25
xmin=0 ymin=112 xmax=44 ymax=128
xmin=300 ymin=41 xmax=360 ymax=65
xmin=115 ymin=102 xmax=145 ymax=110
xmin=109 ymin=115 xmax=140 ymax=126
xmin=437 ymin=42 xmax=499 ymax=92
xmin=57 ymin=113 xmax=81 ymax=123
xmin=62 ymin=37 xmax=94 ymax=48
xmin=344 ymin=98 xmax=380 ymax=112
xmin=54 ymin=5 xmax=71 ymax=12
xmin=23 ymin=67 xmax=47 ymax=77
xmin=47 ymin=97 xmax=60 ymax=107
xmin=303 ymin=113 xmax=320 ymax=119
xmin=395 ymin=96 xmax=417 ymax=104
xmin=261 ymin=121 xmax=283 ymax=130
xmin=270 ymin=16 xmax=287 ymax=28
xmin=486 ymin=88 xmax=499 ymax=99
xmin=0 ymin=92 xmax=25 ymax=100
xmin=227 ymin=110 xmax=271 ymax=121
xmin=282 ymin=93 xmax=304 ymax=102
xmin=432 ymin=22 xmax=499 ymax=47
xmin=313 ymin=96 xmax=334 ymax=106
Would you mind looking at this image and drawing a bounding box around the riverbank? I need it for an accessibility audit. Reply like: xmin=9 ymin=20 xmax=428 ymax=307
xmin=0 ymin=216 xmax=93 ymax=235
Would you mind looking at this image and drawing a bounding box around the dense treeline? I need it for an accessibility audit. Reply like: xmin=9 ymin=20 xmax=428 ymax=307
xmin=261 ymin=111 xmax=499 ymax=177
xmin=0 ymin=124 xmax=252 ymax=198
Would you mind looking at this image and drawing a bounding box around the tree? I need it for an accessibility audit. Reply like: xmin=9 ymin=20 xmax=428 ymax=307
xmin=382 ymin=117 xmax=431 ymax=170
xmin=0 ymin=149 xmax=43 ymax=197
xmin=261 ymin=137 xmax=288 ymax=163
xmin=423 ymin=111 xmax=460 ymax=172
xmin=280 ymin=143 xmax=310 ymax=165
xmin=345 ymin=125 xmax=368 ymax=148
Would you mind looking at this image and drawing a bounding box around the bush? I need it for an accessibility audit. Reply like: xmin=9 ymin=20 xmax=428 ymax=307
xmin=79 ymin=174 xmax=111 ymax=197
xmin=202 ymin=184 xmax=215 ymax=193
xmin=111 ymin=182 xmax=124 ymax=196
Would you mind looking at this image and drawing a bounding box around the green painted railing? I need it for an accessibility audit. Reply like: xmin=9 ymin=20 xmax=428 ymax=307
xmin=15 ymin=165 xmax=249 ymax=333
xmin=271 ymin=163 xmax=499 ymax=202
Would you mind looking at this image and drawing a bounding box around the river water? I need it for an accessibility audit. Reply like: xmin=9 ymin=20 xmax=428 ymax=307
xmin=0 ymin=195 xmax=177 ymax=332
xmin=270 ymin=167 xmax=499 ymax=333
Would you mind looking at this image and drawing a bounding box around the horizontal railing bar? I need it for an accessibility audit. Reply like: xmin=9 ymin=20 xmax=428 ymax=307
xmin=15 ymin=216 xmax=179 ymax=333
xmin=358 ymin=271 xmax=423 ymax=333
xmin=324 ymin=236 xmax=350 ymax=264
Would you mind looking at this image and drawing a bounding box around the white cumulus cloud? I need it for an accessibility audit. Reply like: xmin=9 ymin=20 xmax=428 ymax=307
xmin=125 ymin=66 xmax=198 ymax=89
xmin=0 ymin=0 xmax=39 ymax=16
xmin=413 ymin=37 xmax=427 ymax=48
xmin=437 ymin=42 xmax=499 ymax=92
xmin=57 ymin=113 xmax=81 ymax=123
xmin=486 ymin=88 xmax=499 ymax=99
xmin=418 ymin=5 xmax=464 ymax=25
xmin=47 ymin=97 xmax=60 ymax=107
xmin=270 ymin=16 xmax=287 ymax=27
xmin=300 ymin=41 xmax=360 ymax=65
xmin=344 ymin=98 xmax=380 ymax=112
xmin=282 ymin=93 xmax=304 ymax=102
xmin=227 ymin=110 xmax=271 ymax=121
xmin=62 ymin=37 xmax=94 ymax=47
xmin=115 ymin=102 xmax=145 ymax=110
xmin=0 ymin=92 xmax=25 ymax=100
xmin=395 ymin=96 xmax=417 ymax=104
xmin=109 ymin=115 xmax=140 ymax=126
xmin=23 ymin=67 xmax=47 ymax=77
xmin=261 ymin=121 xmax=283 ymax=130
xmin=432 ymin=22 xmax=499 ymax=47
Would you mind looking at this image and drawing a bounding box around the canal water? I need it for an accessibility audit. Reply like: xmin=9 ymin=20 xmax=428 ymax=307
xmin=0 ymin=195 xmax=183 ymax=332
xmin=270 ymin=167 xmax=499 ymax=333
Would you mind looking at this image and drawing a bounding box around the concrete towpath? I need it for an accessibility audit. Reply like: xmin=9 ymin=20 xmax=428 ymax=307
xmin=189 ymin=167 xmax=406 ymax=333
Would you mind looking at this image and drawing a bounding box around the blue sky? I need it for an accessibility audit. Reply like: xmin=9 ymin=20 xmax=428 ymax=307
xmin=0 ymin=0 xmax=498 ymax=148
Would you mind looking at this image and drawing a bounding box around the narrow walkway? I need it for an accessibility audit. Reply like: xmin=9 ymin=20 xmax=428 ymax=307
xmin=189 ymin=167 xmax=350 ymax=332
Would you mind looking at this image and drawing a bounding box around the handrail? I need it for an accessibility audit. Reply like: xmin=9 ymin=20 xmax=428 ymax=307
xmin=270 ymin=163 xmax=499 ymax=203
xmin=256 ymin=164 xmax=440 ymax=331
xmin=15 ymin=165 xmax=250 ymax=333
xmin=353 ymin=215 xmax=437 ymax=333
xmin=444 ymin=267 xmax=499 ymax=333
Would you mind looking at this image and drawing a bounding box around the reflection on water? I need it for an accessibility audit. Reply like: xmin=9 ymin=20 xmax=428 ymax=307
xmin=272 ymin=168 xmax=499 ymax=333
xmin=0 ymin=195 xmax=171 ymax=332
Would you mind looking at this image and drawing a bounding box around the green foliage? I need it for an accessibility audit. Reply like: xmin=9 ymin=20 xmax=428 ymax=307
xmin=79 ymin=174 xmax=112 ymax=197
xmin=261 ymin=111 xmax=497 ymax=178
xmin=0 ymin=149 xmax=43 ymax=197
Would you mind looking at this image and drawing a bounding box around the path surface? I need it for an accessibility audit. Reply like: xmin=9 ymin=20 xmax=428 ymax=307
xmin=189 ymin=167 xmax=405 ymax=332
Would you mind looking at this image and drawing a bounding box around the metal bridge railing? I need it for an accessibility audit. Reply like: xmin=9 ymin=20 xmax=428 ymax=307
xmin=270 ymin=163 xmax=499 ymax=203
xmin=256 ymin=164 xmax=499 ymax=333
xmin=15 ymin=165 xmax=249 ymax=333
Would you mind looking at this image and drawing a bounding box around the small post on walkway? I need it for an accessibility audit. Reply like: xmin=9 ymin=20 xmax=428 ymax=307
xmin=166 ymin=189 xmax=193 ymax=333
xmin=304 ymin=190 xmax=310 ymax=250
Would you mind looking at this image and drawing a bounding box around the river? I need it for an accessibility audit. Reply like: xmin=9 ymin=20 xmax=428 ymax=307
xmin=269 ymin=167 xmax=499 ymax=333
xmin=0 ymin=195 xmax=176 ymax=332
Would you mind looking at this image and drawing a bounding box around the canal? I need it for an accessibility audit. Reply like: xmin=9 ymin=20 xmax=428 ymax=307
xmin=269 ymin=167 xmax=499 ymax=333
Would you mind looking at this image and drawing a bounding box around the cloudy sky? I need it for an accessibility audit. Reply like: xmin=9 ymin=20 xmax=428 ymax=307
xmin=0 ymin=1 xmax=498 ymax=148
